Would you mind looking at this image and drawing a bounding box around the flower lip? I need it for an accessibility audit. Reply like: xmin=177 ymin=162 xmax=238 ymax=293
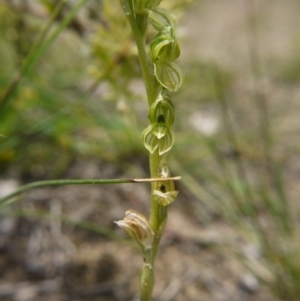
xmin=152 ymin=164 xmax=179 ymax=206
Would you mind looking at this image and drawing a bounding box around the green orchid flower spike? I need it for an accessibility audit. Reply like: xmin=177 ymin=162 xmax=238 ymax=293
xmin=118 ymin=0 xmax=182 ymax=299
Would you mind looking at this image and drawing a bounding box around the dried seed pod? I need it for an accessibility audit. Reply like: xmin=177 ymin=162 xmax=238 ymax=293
xmin=115 ymin=210 xmax=154 ymax=250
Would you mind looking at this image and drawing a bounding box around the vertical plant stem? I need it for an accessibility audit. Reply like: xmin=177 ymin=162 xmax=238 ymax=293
xmin=119 ymin=0 xmax=156 ymax=106
xmin=149 ymin=151 xmax=163 ymax=262
xmin=132 ymin=23 xmax=159 ymax=301
xmin=149 ymin=151 xmax=161 ymax=231
xmin=119 ymin=2 xmax=169 ymax=299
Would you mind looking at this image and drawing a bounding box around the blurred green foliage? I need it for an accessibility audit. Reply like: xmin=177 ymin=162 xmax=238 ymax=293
xmin=0 ymin=0 xmax=196 ymax=179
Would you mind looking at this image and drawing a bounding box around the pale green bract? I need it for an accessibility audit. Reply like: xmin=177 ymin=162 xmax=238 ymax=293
xmin=148 ymin=7 xmax=176 ymax=31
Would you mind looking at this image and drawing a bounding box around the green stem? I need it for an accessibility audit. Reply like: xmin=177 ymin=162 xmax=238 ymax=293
xmin=119 ymin=0 xmax=156 ymax=106
xmin=149 ymin=151 xmax=161 ymax=232
xmin=140 ymin=262 xmax=155 ymax=301
xmin=149 ymin=151 xmax=163 ymax=262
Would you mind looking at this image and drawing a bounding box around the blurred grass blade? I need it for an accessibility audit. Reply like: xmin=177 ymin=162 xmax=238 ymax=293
xmin=0 ymin=0 xmax=89 ymax=114
xmin=0 ymin=0 xmax=66 ymax=112
xmin=0 ymin=209 xmax=123 ymax=241
xmin=21 ymin=0 xmax=67 ymax=75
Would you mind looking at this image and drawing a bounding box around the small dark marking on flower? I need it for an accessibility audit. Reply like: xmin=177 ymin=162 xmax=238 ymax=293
xmin=157 ymin=114 xmax=165 ymax=123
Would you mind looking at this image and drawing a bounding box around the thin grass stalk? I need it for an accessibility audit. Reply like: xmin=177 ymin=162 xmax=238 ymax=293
xmin=199 ymin=134 xmax=249 ymax=215
xmin=208 ymin=67 xmax=284 ymax=255
xmin=213 ymin=68 xmax=257 ymax=214
xmin=243 ymin=0 xmax=272 ymax=174
xmin=0 ymin=176 xmax=181 ymax=209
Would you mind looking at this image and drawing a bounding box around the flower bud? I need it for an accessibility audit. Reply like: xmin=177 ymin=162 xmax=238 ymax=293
xmin=150 ymin=26 xmax=180 ymax=64
xmin=115 ymin=210 xmax=154 ymax=250
xmin=148 ymin=7 xmax=175 ymax=31
xmin=154 ymin=61 xmax=183 ymax=92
